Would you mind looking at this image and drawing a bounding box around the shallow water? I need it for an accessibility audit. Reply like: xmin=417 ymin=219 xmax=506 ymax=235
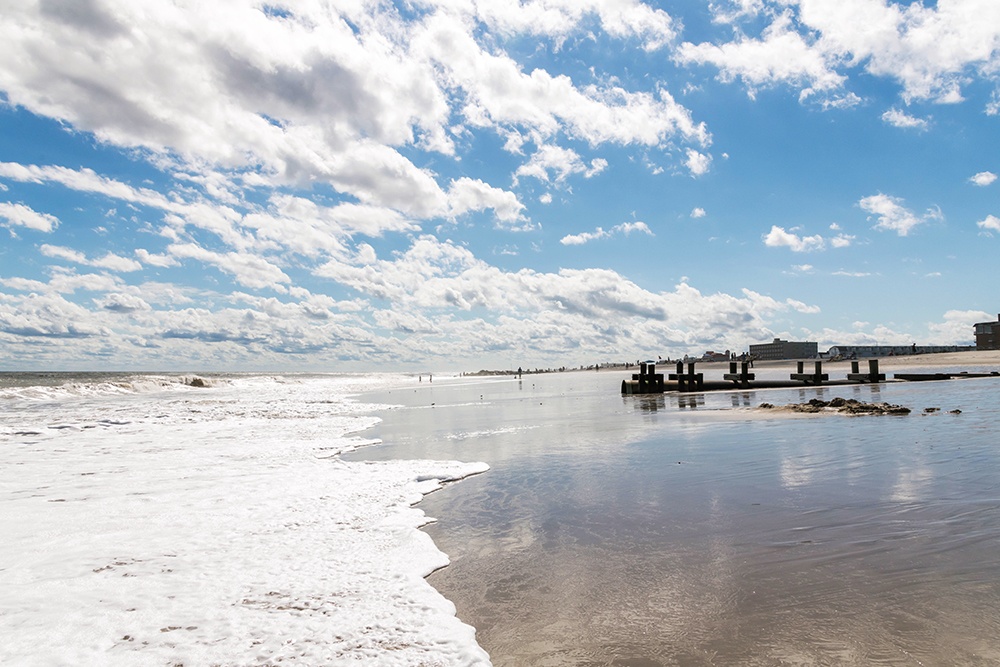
xmin=353 ymin=369 xmax=1000 ymax=666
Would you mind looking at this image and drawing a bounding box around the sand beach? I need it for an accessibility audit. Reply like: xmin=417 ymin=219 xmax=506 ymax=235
xmin=354 ymin=350 xmax=1000 ymax=665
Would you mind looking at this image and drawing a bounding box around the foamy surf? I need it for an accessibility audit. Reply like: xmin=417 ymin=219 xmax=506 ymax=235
xmin=0 ymin=372 xmax=491 ymax=666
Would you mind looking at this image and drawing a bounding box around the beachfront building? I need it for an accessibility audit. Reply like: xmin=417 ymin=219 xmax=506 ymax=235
xmin=749 ymin=338 xmax=818 ymax=361
xmin=974 ymin=314 xmax=1000 ymax=350
xmin=827 ymin=344 xmax=974 ymax=359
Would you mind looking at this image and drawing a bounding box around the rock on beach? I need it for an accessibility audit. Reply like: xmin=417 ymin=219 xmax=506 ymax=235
xmin=758 ymin=397 xmax=911 ymax=415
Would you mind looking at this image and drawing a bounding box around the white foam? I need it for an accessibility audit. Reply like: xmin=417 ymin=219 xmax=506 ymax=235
xmin=0 ymin=374 xmax=491 ymax=665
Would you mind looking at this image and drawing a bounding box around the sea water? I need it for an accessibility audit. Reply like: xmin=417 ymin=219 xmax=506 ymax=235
xmin=0 ymin=372 xmax=489 ymax=666
xmin=352 ymin=367 xmax=1000 ymax=666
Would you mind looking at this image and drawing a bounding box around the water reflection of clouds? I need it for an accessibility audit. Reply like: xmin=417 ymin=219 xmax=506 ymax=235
xmin=780 ymin=453 xmax=817 ymax=488
xmin=890 ymin=455 xmax=933 ymax=502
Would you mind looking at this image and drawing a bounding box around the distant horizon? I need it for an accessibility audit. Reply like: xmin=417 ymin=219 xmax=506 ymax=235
xmin=2 ymin=1 xmax=999 ymax=371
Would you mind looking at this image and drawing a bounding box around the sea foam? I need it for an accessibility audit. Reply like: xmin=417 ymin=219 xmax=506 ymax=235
xmin=0 ymin=373 xmax=491 ymax=666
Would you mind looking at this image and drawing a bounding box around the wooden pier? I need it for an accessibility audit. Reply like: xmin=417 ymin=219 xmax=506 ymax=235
xmin=621 ymin=359 xmax=999 ymax=395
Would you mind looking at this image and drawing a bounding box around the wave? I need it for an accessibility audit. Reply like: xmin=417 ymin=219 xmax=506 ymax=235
xmin=0 ymin=373 xmax=228 ymax=401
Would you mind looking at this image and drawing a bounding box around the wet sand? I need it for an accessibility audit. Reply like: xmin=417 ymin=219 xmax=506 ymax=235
xmin=353 ymin=353 xmax=1000 ymax=666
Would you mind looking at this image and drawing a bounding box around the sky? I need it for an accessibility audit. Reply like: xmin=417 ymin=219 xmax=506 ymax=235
xmin=0 ymin=0 xmax=998 ymax=372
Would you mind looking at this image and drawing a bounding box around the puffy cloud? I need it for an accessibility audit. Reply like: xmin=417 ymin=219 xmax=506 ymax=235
xmin=0 ymin=292 xmax=107 ymax=338
xmin=458 ymin=0 xmax=680 ymax=51
xmin=168 ymin=243 xmax=290 ymax=290
xmin=135 ymin=249 xmax=181 ymax=268
xmin=0 ymin=202 xmax=59 ymax=232
xmin=830 ymin=234 xmax=855 ymax=248
xmin=419 ymin=13 xmax=709 ymax=147
xmin=691 ymin=207 xmax=706 ymax=218
xmin=447 ymin=178 xmax=527 ymax=226
xmin=859 ymin=193 xmax=940 ymax=236
xmin=680 ymin=0 xmax=1000 ymax=105
xmin=560 ymin=221 xmax=653 ymax=245
xmin=881 ymin=107 xmax=930 ymax=130
xmin=798 ymin=0 xmax=1000 ymax=103
xmin=514 ymin=145 xmax=610 ymax=184
xmin=97 ymin=293 xmax=152 ymax=313
xmin=678 ymin=10 xmax=844 ymax=99
xmin=763 ymin=226 xmax=825 ymax=252
xmin=40 ymin=244 xmax=87 ymax=264
xmin=0 ymin=1 xmax=708 ymax=220
xmin=970 ymin=171 xmax=997 ymax=186
xmin=684 ymin=149 xmax=712 ymax=176
xmin=978 ymin=214 xmax=1000 ymax=232
xmin=927 ymin=309 xmax=992 ymax=344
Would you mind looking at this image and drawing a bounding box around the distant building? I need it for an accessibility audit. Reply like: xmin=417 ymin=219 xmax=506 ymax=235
xmin=827 ymin=344 xmax=973 ymax=359
xmin=974 ymin=314 xmax=1000 ymax=350
xmin=749 ymin=338 xmax=818 ymax=361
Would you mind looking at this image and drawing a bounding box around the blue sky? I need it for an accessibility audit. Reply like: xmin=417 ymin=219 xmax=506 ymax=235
xmin=1 ymin=0 xmax=998 ymax=371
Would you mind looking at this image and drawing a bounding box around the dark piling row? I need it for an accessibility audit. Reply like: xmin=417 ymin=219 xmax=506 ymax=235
xmin=621 ymin=359 xmax=999 ymax=395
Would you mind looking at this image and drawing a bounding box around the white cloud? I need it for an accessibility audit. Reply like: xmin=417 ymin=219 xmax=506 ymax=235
xmin=798 ymin=0 xmax=1000 ymax=103
xmin=514 ymin=145 xmax=610 ymax=185
xmin=92 ymin=253 xmax=143 ymax=273
xmin=691 ymin=207 xmax=706 ymax=218
xmin=881 ymin=107 xmax=929 ymax=130
xmin=0 ymin=1 xmax=708 ymax=226
xmin=763 ymin=226 xmax=825 ymax=252
xmin=970 ymin=171 xmax=998 ymax=186
xmin=39 ymin=244 xmax=143 ymax=272
xmin=560 ymin=221 xmax=653 ymax=246
xmin=978 ymin=214 xmax=1000 ymax=232
xmin=830 ymin=234 xmax=855 ymax=248
xmin=0 ymin=292 xmax=108 ymax=338
xmin=421 ymin=13 xmax=709 ymax=148
xmin=0 ymin=162 xmax=177 ymax=212
xmin=135 ymin=249 xmax=181 ymax=268
xmin=40 ymin=244 xmax=87 ymax=264
xmin=168 ymin=243 xmax=290 ymax=290
xmin=677 ymin=10 xmax=845 ymax=99
xmin=446 ymin=177 xmax=527 ymax=226
xmin=927 ymin=309 xmax=992 ymax=344
xmin=679 ymin=1 xmax=1000 ymax=105
xmin=685 ymin=149 xmax=712 ymax=176
xmin=586 ymin=158 xmax=609 ymax=178
xmin=0 ymin=201 xmax=59 ymax=232
xmin=465 ymin=0 xmax=679 ymax=51
xmin=97 ymin=293 xmax=152 ymax=313
xmin=859 ymin=193 xmax=941 ymax=236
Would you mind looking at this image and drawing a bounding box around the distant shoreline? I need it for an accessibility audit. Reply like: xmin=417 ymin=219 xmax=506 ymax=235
xmin=466 ymin=349 xmax=1000 ymax=378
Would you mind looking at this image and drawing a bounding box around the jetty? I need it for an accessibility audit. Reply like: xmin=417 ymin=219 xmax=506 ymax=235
xmin=621 ymin=359 xmax=999 ymax=395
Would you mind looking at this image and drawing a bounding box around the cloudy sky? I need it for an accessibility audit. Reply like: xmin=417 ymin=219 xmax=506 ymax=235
xmin=1 ymin=0 xmax=998 ymax=371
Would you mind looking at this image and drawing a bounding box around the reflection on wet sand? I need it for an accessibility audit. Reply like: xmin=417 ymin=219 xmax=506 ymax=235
xmin=359 ymin=370 xmax=1000 ymax=666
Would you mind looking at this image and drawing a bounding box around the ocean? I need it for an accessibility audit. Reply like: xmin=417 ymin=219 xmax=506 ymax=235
xmin=3 ymin=365 xmax=1000 ymax=666
xmin=0 ymin=371 xmax=488 ymax=666
xmin=350 ymin=365 xmax=1000 ymax=666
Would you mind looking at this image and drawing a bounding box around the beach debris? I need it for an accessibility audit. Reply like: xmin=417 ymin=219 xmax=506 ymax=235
xmin=758 ymin=397 xmax=911 ymax=415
